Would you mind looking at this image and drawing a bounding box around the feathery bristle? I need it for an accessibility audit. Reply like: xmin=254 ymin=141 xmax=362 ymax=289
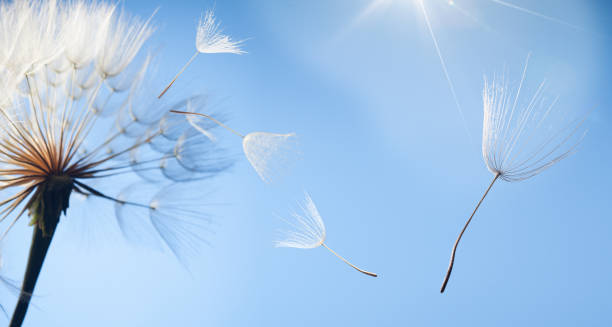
xmin=196 ymin=10 xmax=246 ymax=55
xmin=0 ymin=0 xmax=232 ymax=288
xmin=276 ymin=192 xmax=326 ymax=249
xmin=482 ymin=55 xmax=587 ymax=182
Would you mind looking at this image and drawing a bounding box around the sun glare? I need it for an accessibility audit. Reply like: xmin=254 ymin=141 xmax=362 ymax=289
xmin=342 ymin=0 xmax=594 ymax=145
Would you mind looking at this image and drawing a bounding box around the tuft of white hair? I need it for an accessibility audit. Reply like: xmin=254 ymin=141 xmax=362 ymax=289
xmin=196 ymin=10 xmax=245 ymax=54
xmin=481 ymin=55 xmax=587 ymax=182
xmin=96 ymin=8 xmax=155 ymax=78
xmin=242 ymin=132 xmax=298 ymax=183
xmin=275 ymin=192 xmax=326 ymax=249
xmin=1 ymin=0 xmax=65 ymax=76
xmin=62 ymin=1 xmax=116 ymax=69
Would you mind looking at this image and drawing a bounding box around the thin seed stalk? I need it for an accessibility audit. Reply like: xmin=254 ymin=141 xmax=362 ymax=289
xmin=440 ymin=173 xmax=500 ymax=293
xmin=321 ymin=243 xmax=377 ymax=277
xmin=158 ymin=51 xmax=199 ymax=99
xmin=170 ymin=110 xmax=245 ymax=138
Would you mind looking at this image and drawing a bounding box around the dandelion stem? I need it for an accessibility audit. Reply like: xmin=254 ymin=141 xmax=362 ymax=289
xmin=10 ymin=226 xmax=54 ymax=327
xmin=170 ymin=110 xmax=245 ymax=138
xmin=440 ymin=173 xmax=500 ymax=293
xmin=321 ymin=243 xmax=377 ymax=277
xmin=10 ymin=176 xmax=73 ymax=327
xmin=158 ymin=51 xmax=199 ymax=99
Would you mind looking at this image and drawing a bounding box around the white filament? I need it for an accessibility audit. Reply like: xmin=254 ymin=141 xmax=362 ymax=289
xmin=482 ymin=55 xmax=587 ymax=182
xmin=276 ymin=192 xmax=326 ymax=249
xmin=196 ymin=10 xmax=245 ymax=54
xmin=242 ymin=132 xmax=298 ymax=183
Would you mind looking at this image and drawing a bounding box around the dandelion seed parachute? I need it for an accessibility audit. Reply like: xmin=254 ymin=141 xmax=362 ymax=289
xmin=195 ymin=10 xmax=246 ymax=55
xmin=275 ymin=193 xmax=326 ymax=249
xmin=440 ymin=55 xmax=588 ymax=293
xmin=115 ymin=182 xmax=217 ymax=263
xmin=0 ymin=1 xmax=232 ymax=325
xmin=170 ymin=110 xmax=298 ymax=183
xmin=158 ymin=9 xmax=245 ymax=98
xmin=242 ymin=132 xmax=299 ymax=184
xmin=276 ymin=192 xmax=377 ymax=277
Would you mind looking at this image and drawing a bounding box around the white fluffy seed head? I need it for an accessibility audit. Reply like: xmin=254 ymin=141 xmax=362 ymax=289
xmin=0 ymin=0 xmax=232 ymax=264
xmin=195 ymin=10 xmax=245 ymax=54
xmin=0 ymin=73 xmax=18 ymax=108
xmin=275 ymin=192 xmax=326 ymax=249
xmin=62 ymin=1 xmax=115 ymax=69
xmin=96 ymin=8 xmax=155 ymax=78
xmin=482 ymin=57 xmax=587 ymax=182
xmin=242 ymin=132 xmax=298 ymax=183
xmin=3 ymin=0 xmax=65 ymax=76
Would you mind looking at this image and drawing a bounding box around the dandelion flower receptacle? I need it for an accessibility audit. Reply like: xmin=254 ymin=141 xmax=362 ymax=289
xmin=440 ymin=54 xmax=587 ymax=293
xmin=171 ymin=110 xmax=298 ymax=183
xmin=158 ymin=9 xmax=245 ymax=98
xmin=276 ymin=193 xmax=377 ymax=277
xmin=0 ymin=1 xmax=232 ymax=325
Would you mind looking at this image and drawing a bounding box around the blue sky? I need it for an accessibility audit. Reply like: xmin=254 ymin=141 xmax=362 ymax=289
xmin=2 ymin=0 xmax=612 ymax=326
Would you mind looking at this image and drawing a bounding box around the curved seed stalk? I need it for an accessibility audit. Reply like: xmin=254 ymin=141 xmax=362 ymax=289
xmin=170 ymin=110 xmax=244 ymax=138
xmin=322 ymin=243 xmax=377 ymax=277
xmin=440 ymin=173 xmax=499 ymax=293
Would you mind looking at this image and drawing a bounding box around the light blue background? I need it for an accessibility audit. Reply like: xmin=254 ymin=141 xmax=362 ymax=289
xmin=2 ymin=0 xmax=611 ymax=326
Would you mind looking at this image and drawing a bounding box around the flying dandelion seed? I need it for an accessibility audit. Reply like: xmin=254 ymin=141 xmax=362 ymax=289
xmin=170 ymin=110 xmax=298 ymax=183
xmin=276 ymin=192 xmax=377 ymax=277
xmin=345 ymin=0 xmax=595 ymax=146
xmin=158 ymin=9 xmax=246 ymax=99
xmin=439 ymin=54 xmax=588 ymax=293
xmin=0 ymin=1 xmax=233 ymax=325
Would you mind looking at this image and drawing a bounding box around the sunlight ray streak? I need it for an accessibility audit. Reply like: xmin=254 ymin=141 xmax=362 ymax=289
xmin=418 ymin=0 xmax=473 ymax=144
xmin=447 ymin=0 xmax=496 ymax=34
xmin=489 ymin=0 xmax=586 ymax=32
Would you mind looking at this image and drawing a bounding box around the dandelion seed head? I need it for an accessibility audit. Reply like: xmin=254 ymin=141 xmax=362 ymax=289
xmin=242 ymin=132 xmax=299 ymax=183
xmin=195 ymin=10 xmax=246 ymax=54
xmin=0 ymin=0 xmax=232 ymax=262
xmin=62 ymin=1 xmax=115 ymax=69
xmin=275 ymin=192 xmax=326 ymax=249
xmin=96 ymin=8 xmax=155 ymax=78
xmin=2 ymin=0 xmax=65 ymax=77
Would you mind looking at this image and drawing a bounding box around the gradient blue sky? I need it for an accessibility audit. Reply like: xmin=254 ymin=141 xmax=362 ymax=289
xmin=2 ymin=0 xmax=612 ymax=326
